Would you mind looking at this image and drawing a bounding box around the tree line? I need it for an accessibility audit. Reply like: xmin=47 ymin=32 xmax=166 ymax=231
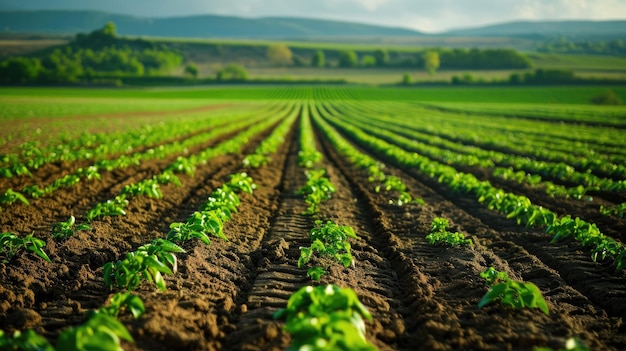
xmin=0 ymin=23 xmax=182 ymax=84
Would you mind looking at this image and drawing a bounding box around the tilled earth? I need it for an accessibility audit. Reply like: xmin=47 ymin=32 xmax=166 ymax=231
xmin=1 ymin=115 xmax=625 ymax=351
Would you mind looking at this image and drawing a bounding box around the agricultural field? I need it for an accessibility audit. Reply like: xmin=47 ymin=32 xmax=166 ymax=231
xmin=1 ymin=86 xmax=625 ymax=351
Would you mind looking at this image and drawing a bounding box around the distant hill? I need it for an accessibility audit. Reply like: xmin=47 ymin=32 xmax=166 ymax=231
xmin=1 ymin=10 xmax=624 ymax=41
xmin=0 ymin=10 xmax=423 ymax=38
xmin=445 ymin=20 xmax=626 ymax=39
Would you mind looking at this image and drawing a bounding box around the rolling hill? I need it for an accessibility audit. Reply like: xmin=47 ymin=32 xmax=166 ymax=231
xmin=0 ymin=10 xmax=423 ymax=38
xmin=0 ymin=10 xmax=624 ymax=40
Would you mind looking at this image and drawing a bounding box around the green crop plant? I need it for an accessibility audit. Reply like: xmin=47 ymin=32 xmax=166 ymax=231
xmin=56 ymin=313 xmax=134 ymax=351
xmin=52 ymin=215 xmax=92 ymax=239
xmin=600 ymin=202 xmax=625 ymax=218
xmin=167 ymin=210 xmax=227 ymax=245
xmin=243 ymin=154 xmax=270 ymax=168
xmin=165 ymin=156 xmax=196 ymax=176
xmin=75 ymin=166 xmax=101 ymax=181
xmin=0 ymin=329 xmax=54 ymax=351
xmin=86 ymin=195 xmax=129 ymax=221
xmin=226 ymin=172 xmax=256 ymax=194
xmin=298 ymin=169 xmax=336 ymax=215
xmin=103 ymin=239 xmax=184 ymax=291
xmin=0 ymin=189 xmax=30 ymax=207
xmin=121 ymin=179 xmax=163 ymax=199
xmin=306 ymin=266 xmax=327 ymax=281
xmin=98 ymin=292 xmax=145 ymax=319
xmin=478 ymin=267 xmax=549 ymax=315
xmin=274 ymin=285 xmax=376 ymax=351
xmin=298 ymin=220 xmax=357 ymax=269
xmin=21 ymin=185 xmax=46 ymax=199
xmin=298 ymin=149 xmax=323 ymax=169
xmin=426 ymin=217 xmax=472 ymax=246
xmin=0 ymin=232 xmax=51 ymax=264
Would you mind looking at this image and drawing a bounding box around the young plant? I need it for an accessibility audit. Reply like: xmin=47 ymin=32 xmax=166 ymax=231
xmin=274 ymin=285 xmax=376 ymax=351
xmin=426 ymin=217 xmax=473 ymax=246
xmin=306 ymin=266 xmax=327 ymax=281
xmin=297 ymin=169 xmax=336 ymax=215
xmin=52 ymin=215 xmax=92 ymax=239
xmin=103 ymin=239 xmax=184 ymax=292
xmin=478 ymin=267 xmax=549 ymax=315
xmin=242 ymin=154 xmax=270 ymax=168
xmin=0 ymin=329 xmax=53 ymax=351
xmin=298 ymin=220 xmax=357 ymax=269
xmin=0 ymin=189 xmax=30 ymax=207
xmin=98 ymin=292 xmax=145 ymax=319
xmin=0 ymin=232 xmax=51 ymax=263
xmin=167 ymin=210 xmax=226 ymax=245
xmin=86 ymin=195 xmax=129 ymax=221
xmin=56 ymin=313 xmax=133 ymax=351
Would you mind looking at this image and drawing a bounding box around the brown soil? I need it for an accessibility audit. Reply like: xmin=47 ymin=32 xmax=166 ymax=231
xmin=1 ymin=113 xmax=625 ymax=351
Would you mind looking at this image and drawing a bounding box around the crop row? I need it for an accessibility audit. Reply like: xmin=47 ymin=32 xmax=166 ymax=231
xmin=336 ymin=101 xmax=626 ymax=188
xmin=0 ymin=104 xmax=290 ymax=210
xmin=317 ymin=103 xmax=626 ymax=271
xmin=0 ymin=104 xmax=263 ymax=178
xmin=85 ymin=104 xmax=295 ymax=222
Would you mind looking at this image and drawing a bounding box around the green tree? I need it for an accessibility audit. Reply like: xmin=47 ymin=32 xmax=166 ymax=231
xmin=361 ymin=55 xmax=376 ymax=67
xmin=0 ymin=57 xmax=43 ymax=83
xmin=402 ymin=73 xmax=412 ymax=85
xmin=338 ymin=50 xmax=358 ymax=68
xmin=184 ymin=63 xmax=199 ymax=78
xmin=311 ymin=50 xmax=325 ymax=67
xmin=101 ymin=22 xmax=117 ymax=37
xmin=423 ymin=51 xmax=440 ymax=75
xmin=373 ymin=49 xmax=389 ymax=66
xmin=267 ymin=44 xmax=293 ymax=66
xmin=216 ymin=64 xmax=248 ymax=81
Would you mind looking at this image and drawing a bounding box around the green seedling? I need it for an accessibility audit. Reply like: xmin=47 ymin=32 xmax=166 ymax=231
xmin=56 ymin=313 xmax=133 ymax=351
xmin=103 ymin=239 xmax=184 ymax=291
xmin=306 ymin=266 xmax=327 ymax=281
xmin=52 ymin=215 xmax=92 ymax=239
xmin=0 ymin=232 xmax=51 ymax=263
xmin=98 ymin=292 xmax=145 ymax=319
xmin=274 ymin=285 xmax=376 ymax=351
xmin=242 ymin=154 xmax=270 ymax=168
xmin=121 ymin=179 xmax=163 ymax=199
xmin=167 ymin=210 xmax=226 ymax=245
xmin=86 ymin=195 xmax=129 ymax=221
xmin=298 ymin=169 xmax=336 ymax=215
xmin=298 ymin=149 xmax=323 ymax=168
xmin=0 ymin=189 xmax=30 ymax=207
xmin=227 ymin=172 xmax=256 ymax=194
xmin=21 ymin=185 xmax=46 ymax=199
xmin=299 ymin=220 xmax=357 ymax=269
xmin=426 ymin=217 xmax=472 ymax=246
xmin=0 ymin=329 xmax=54 ymax=351
xmin=478 ymin=267 xmax=549 ymax=315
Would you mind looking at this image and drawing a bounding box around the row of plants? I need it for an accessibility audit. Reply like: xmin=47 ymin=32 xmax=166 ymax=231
xmin=0 ymin=106 xmax=286 ymax=209
xmin=242 ymin=103 xmax=301 ymax=168
xmin=333 ymin=102 xmax=626 ymax=195
xmin=369 ymin=100 xmax=626 ymax=166
xmin=85 ymin=109 xmax=289 ymax=222
xmin=275 ymin=109 xmax=377 ymax=350
xmin=310 ymin=102 xmax=423 ymax=207
xmin=0 ymin=104 xmax=258 ymax=177
xmin=320 ymin=106 xmax=626 ymax=271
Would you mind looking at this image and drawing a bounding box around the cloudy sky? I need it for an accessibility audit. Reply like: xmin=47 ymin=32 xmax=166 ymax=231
xmin=2 ymin=0 xmax=625 ymax=32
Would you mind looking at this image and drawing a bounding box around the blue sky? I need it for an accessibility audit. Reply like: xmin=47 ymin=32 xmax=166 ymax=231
xmin=1 ymin=0 xmax=625 ymax=32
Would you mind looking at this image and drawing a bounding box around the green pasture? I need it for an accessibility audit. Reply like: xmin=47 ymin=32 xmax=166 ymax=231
xmin=1 ymin=85 xmax=625 ymax=121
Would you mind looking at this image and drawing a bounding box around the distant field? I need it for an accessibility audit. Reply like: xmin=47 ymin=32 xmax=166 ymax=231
xmin=1 ymin=85 xmax=625 ymax=105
